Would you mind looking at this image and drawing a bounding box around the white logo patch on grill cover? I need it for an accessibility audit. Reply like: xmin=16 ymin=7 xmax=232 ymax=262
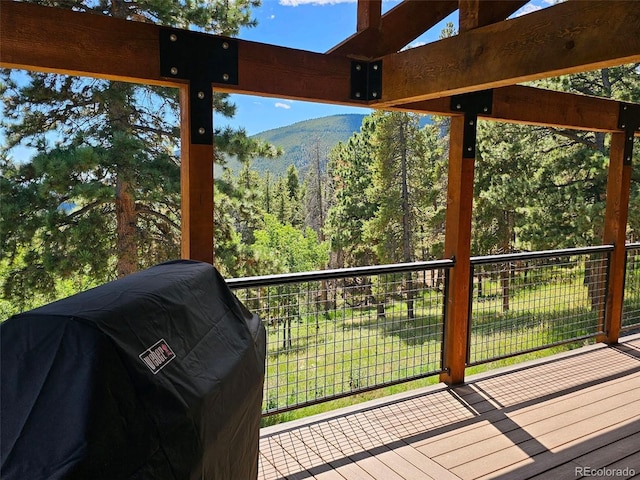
xmin=139 ymin=339 xmax=176 ymax=374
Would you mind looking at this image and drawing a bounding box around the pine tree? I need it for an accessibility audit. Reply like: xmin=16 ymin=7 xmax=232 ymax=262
xmin=303 ymin=139 xmax=329 ymax=239
xmin=325 ymin=115 xmax=379 ymax=268
xmin=0 ymin=0 xmax=268 ymax=305
xmin=363 ymin=111 xmax=431 ymax=319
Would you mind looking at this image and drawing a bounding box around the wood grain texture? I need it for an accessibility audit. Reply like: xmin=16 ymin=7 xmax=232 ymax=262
xmin=459 ymin=0 xmax=528 ymax=32
xmin=180 ymin=87 xmax=214 ymax=264
xmin=0 ymin=1 xmax=165 ymax=84
xmin=601 ymin=132 xmax=633 ymax=343
xmin=0 ymin=0 xmax=353 ymax=104
xmin=328 ymin=0 xmax=457 ymax=58
xmin=441 ymin=116 xmax=475 ymax=385
xmin=380 ymin=1 xmax=640 ymax=105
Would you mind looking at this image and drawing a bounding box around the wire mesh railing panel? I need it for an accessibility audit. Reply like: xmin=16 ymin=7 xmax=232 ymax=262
xmin=467 ymin=247 xmax=611 ymax=365
xmin=229 ymin=262 xmax=450 ymax=415
xmin=622 ymin=244 xmax=640 ymax=331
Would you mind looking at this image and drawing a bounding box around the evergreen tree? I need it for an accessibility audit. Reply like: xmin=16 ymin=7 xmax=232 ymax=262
xmin=0 ymin=0 xmax=268 ymax=305
xmin=521 ymin=66 xmax=640 ymax=248
xmin=325 ymin=115 xmax=379 ymax=268
xmin=303 ymin=139 xmax=330 ymax=239
xmin=363 ymin=112 xmax=431 ymax=264
xmin=363 ymin=111 xmax=432 ymax=319
xmin=474 ymin=65 xmax=640 ymax=311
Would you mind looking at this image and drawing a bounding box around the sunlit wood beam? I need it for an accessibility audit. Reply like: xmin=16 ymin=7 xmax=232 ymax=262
xmin=459 ymin=0 xmax=528 ymax=32
xmin=328 ymin=0 xmax=457 ymax=58
xmin=379 ymin=1 xmax=640 ymax=106
xmin=357 ymin=0 xmax=381 ymax=32
xmin=2 ymin=0 xmax=639 ymax=136
xmin=0 ymin=1 xmax=354 ymax=105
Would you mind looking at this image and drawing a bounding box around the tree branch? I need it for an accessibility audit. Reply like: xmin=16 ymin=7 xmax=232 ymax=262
xmin=136 ymin=204 xmax=180 ymax=231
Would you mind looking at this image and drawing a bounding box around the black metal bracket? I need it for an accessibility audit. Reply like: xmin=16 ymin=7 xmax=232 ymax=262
xmin=618 ymin=103 xmax=640 ymax=166
xmin=159 ymin=28 xmax=238 ymax=145
xmin=450 ymin=90 xmax=494 ymax=158
xmin=350 ymin=60 xmax=382 ymax=101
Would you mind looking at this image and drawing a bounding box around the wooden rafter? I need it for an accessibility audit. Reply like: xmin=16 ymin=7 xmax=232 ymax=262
xmin=458 ymin=0 xmax=529 ymax=32
xmin=328 ymin=0 xmax=457 ymax=58
xmin=379 ymin=0 xmax=640 ymax=105
xmin=330 ymin=0 xmax=528 ymax=59
xmin=356 ymin=0 xmax=381 ymax=32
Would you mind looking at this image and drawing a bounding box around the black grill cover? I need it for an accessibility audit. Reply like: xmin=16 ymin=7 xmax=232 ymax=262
xmin=1 ymin=260 xmax=265 ymax=480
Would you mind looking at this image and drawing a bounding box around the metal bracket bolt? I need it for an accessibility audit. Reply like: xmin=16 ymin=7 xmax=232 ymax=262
xmin=159 ymin=28 xmax=238 ymax=145
xmin=618 ymin=103 xmax=640 ymax=165
xmin=450 ymin=90 xmax=494 ymax=158
xmin=351 ymin=60 xmax=382 ymax=101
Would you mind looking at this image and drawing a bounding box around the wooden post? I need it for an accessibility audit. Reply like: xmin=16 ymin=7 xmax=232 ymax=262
xmin=180 ymin=85 xmax=214 ymax=264
xmin=601 ymin=131 xmax=633 ymax=343
xmin=440 ymin=116 xmax=475 ymax=385
xmin=356 ymin=0 xmax=381 ymax=32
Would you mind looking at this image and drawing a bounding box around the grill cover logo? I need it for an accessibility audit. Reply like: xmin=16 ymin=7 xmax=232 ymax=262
xmin=139 ymin=339 xmax=176 ymax=374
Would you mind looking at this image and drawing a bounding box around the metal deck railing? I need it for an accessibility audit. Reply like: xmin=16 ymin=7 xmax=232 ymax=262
xmin=228 ymin=260 xmax=453 ymax=414
xmin=467 ymin=245 xmax=612 ymax=365
xmin=227 ymin=244 xmax=639 ymax=415
xmin=622 ymin=243 xmax=640 ymax=331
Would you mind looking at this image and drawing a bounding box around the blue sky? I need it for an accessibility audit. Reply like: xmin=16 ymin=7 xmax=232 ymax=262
xmin=216 ymin=0 xmax=553 ymax=136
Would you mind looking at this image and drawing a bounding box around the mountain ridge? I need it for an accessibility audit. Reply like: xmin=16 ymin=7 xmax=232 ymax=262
xmin=245 ymin=113 xmax=366 ymax=177
xmin=222 ymin=113 xmax=431 ymax=177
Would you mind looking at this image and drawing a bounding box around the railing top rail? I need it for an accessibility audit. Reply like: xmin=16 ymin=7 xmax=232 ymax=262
xmin=226 ymin=259 xmax=455 ymax=289
xmin=626 ymin=242 xmax=640 ymax=250
xmin=470 ymin=244 xmax=614 ymax=266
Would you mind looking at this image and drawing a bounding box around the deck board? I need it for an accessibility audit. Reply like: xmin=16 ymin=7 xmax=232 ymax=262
xmin=259 ymin=334 xmax=640 ymax=479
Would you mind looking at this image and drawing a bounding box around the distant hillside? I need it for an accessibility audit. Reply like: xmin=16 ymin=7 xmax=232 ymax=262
xmin=222 ymin=114 xmax=365 ymax=177
xmin=222 ymin=113 xmax=431 ymax=177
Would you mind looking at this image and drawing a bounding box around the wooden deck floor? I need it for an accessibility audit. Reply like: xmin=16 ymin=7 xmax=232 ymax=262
xmin=259 ymin=334 xmax=640 ymax=479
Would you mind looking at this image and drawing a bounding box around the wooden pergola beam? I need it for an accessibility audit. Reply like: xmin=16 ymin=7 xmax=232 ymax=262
xmin=0 ymin=1 xmax=353 ymax=105
xmin=400 ymin=85 xmax=640 ymax=135
xmin=328 ymin=0 xmax=458 ymax=58
xmin=0 ymin=1 xmax=165 ymax=85
xmin=379 ymin=1 xmax=640 ymax=105
xmin=356 ymin=0 xmax=381 ymax=32
xmin=458 ymin=0 xmax=528 ymax=33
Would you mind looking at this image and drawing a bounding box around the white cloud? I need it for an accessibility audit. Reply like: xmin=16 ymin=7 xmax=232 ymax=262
xmin=269 ymin=14 xmax=276 ymax=20
xmin=513 ymin=0 xmax=567 ymax=17
xmin=279 ymin=0 xmax=356 ymax=6
xmin=513 ymin=3 xmax=542 ymax=17
xmin=403 ymin=40 xmax=426 ymax=51
xmin=274 ymin=102 xmax=292 ymax=109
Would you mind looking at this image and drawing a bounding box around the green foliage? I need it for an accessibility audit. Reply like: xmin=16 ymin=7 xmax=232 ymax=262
xmin=253 ymin=214 xmax=329 ymax=274
xmin=475 ymin=64 xmax=640 ymax=252
xmin=325 ymin=115 xmax=379 ymax=266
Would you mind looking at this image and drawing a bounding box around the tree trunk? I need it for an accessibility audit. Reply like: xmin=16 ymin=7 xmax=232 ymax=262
xmin=399 ymin=120 xmax=414 ymax=319
xmin=115 ymin=177 xmax=138 ymax=277
xmin=501 ymin=210 xmax=514 ymax=313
